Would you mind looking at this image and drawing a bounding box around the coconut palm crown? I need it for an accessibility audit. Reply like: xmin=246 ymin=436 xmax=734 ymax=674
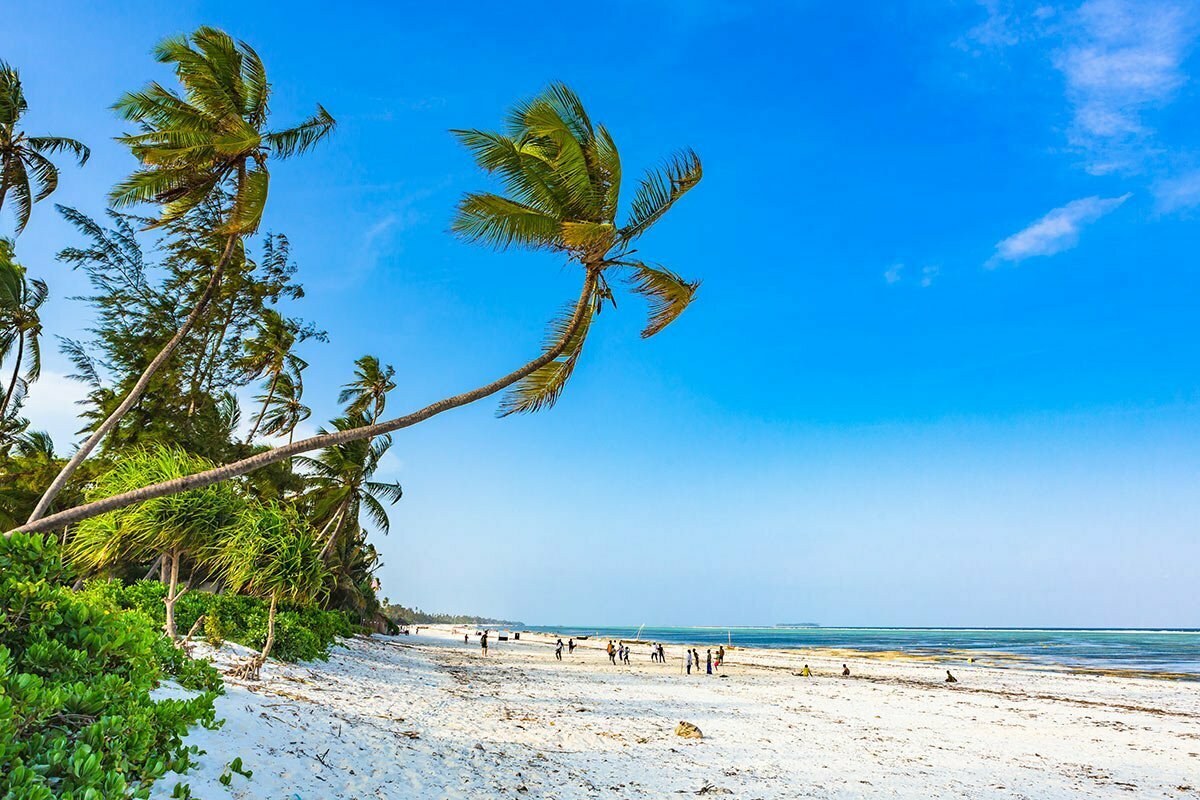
xmin=451 ymin=82 xmax=702 ymax=415
xmin=0 ymin=62 xmax=90 ymax=234
xmin=110 ymin=26 xmax=335 ymax=234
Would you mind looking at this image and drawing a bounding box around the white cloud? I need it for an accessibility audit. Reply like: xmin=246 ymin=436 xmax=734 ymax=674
xmin=1153 ymin=169 xmax=1200 ymax=213
xmin=21 ymin=371 xmax=88 ymax=453
xmin=990 ymin=193 xmax=1131 ymax=265
xmin=883 ymin=263 xmax=904 ymax=284
xmin=920 ymin=265 xmax=941 ymax=287
xmin=1056 ymin=0 xmax=1197 ymax=174
xmin=958 ymin=1 xmax=1057 ymax=52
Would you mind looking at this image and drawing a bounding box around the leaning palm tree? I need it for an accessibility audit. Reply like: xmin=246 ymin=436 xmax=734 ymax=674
xmin=0 ymin=239 xmax=46 ymax=422
xmin=256 ymin=366 xmax=310 ymax=443
xmin=26 ymin=27 xmax=335 ymax=526
xmin=14 ymin=83 xmax=701 ymax=535
xmin=337 ymin=355 xmax=396 ymax=424
xmin=210 ymin=501 xmax=328 ymax=679
xmin=0 ymin=62 xmax=89 ymax=233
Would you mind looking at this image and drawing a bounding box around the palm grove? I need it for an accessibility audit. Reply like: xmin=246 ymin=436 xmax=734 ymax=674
xmin=2 ymin=28 xmax=700 ymax=688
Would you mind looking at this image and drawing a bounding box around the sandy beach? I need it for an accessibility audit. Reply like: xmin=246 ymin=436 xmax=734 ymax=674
xmin=153 ymin=626 xmax=1200 ymax=799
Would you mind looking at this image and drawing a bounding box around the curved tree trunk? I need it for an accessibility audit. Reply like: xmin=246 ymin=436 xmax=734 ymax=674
xmin=25 ymin=234 xmax=239 ymax=524
xmin=14 ymin=269 xmax=600 ymax=535
xmin=0 ymin=335 xmax=24 ymax=422
xmin=246 ymin=368 xmax=281 ymax=443
xmin=163 ymin=548 xmax=181 ymax=640
xmin=261 ymin=593 xmax=278 ymax=662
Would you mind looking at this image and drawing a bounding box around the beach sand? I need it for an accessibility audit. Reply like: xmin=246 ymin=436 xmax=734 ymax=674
xmin=153 ymin=626 xmax=1200 ymax=798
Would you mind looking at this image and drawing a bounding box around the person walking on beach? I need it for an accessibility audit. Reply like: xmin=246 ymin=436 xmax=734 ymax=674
xmin=658 ymin=643 xmax=666 ymax=663
xmin=607 ymin=641 xmax=616 ymax=665
xmin=568 ymin=638 xmax=575 ymax=654
xmin=706 ymin=649 xmax=713 ymax=675
xmin=555 ymin=639 xmax=564 ymax=661
xmin=692 ymin=649 xmax=701 ymax=675
xmin=624 ymin=646 xmax=631 ymax=666
xmin=716 ymin=645 xmax=725 ymax=669
xmin=800 ymin=663 xmax=811 ymax=677
xmin=651 ymin=644 xmax=659 ymax=663
xmin=480 ymin=630 xmax=489 ymax=656
xmin=686 ymin=649 xmax=693 ymax=675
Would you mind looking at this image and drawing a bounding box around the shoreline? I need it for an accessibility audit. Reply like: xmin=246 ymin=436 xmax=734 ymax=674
xmin=504 ymin=627 xmax=1200 ymax=682
xmin=155 ymin=623 xmax=1200 ymax=798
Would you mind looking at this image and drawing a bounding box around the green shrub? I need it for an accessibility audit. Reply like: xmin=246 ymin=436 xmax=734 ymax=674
xmin=0 ymin=532 xmax=221 ymax=800
xmin=81 ymin=580 xmax=353 ymax=663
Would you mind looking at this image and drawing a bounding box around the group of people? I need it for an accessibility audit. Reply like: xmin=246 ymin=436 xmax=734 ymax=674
xmin=684 ymin=646 xmax=725 ymax=675
xmin=606 ymin=640 xmax=633 ymax=665
xmin=537 ymin=634 xmax=962 ymax=686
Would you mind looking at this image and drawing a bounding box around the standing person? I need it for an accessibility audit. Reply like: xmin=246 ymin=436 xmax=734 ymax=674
xmin=607 ymin=640 xmax=616 ymax=665
xmin=464 ymin=633 xmax=468 ymax=644
xmin=717 ymin=645 xmax=725 ymax=669
xmin=692 ymin=649 xmax=701 ymax=674
xmin=555 ymin=639 xmax=564 ymax=661
xmin=686 ymin=649 xmax=693 ymax=675
xmin=658 ymin=643 xmax=666 ymax=663
xmin=568 ymin=638 xmax=576 ymax=654
xmin=706 ymin=649 xmax=713 ymax=675
xmin=481 ymin=630 xmax=489 ymax=656
xmin=623 ymin=646 xmax=630 ymax=666
xmin=651 ymin=644 xmax=659 ymax=663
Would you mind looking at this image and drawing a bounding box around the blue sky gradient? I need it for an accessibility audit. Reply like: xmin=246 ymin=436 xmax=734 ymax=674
xmin=3 ymin=1 xmax=1198 ymax=626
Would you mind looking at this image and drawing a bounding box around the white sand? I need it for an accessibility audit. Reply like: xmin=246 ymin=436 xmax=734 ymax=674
xmin=153 ymin=627 xmax=1200 ymax=799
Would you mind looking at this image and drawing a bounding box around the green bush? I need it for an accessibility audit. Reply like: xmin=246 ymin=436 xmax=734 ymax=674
xmin=0 ymin=532 xmax=221 ymax=800
xmin=82 ymin=580 xmax=354 ymax=663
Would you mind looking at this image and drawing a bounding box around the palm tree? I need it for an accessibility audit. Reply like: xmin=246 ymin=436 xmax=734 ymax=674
xmin=0 ymin=239 xmax=46 ymax=422
xmin=256 ymin=366 xmax=310 ymax=443
xmin=14 ymin=83 xmax=702 ymax=535
xmin=27 ymin=27 xmax=335 ymax=525
xmin=210 ymin=501 xmax=327 ymax=679
xmin=295 ymin=415 xmax=404 ymax=560
xmin=337 ymin=355 xmax=396 ymax=424
xmin=241 ymin=309 xmax=307 ymax=441
xmin=0 ymin=62 xmax=89 ymax=233
xmin=66 ymin=444 xmax=245 ymax=639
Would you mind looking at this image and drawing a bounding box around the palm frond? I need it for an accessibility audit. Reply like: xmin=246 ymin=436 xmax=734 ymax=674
xmin=619 ymin=260 xmax=700 ymax=338
xmin=498 ymin=293 xmax=600 ymax=416
xmin=619 ymin=149 xmax=702 ymax=242
xmin=450 ymin=192 xmax=561 ymax=250
xmin=265 ymin=105 xmax=336 ymax=158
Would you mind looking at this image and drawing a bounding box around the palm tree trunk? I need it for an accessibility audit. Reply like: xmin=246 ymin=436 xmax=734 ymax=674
xmin=164 ymin=548 xmax=181 ymax=640
xmin=13 ymin=269 xmax=600 ymax=535
xmin=260 ymin=593 xmax=278 ymax=662
xmin=247 ymin=368 xmax=281 ymax=442
xmin=25 ymin=234 xmax=239 ymax=525
xmin=318 ymin=500 xmax=350 ymax=561
xmin=0 ymin=335 xmax=24 ymax=421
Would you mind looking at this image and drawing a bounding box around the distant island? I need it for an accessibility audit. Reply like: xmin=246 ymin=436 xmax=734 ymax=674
xmin=383 ymin=603 xmax=523 ymax=627
xmin=775 ymin=623 xmax=821 ymax=628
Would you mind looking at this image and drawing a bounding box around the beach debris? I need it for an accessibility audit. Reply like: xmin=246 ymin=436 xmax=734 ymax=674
xmin=695 ymin=784 xmax=732 ymax=795
xmin=674 ymin=721 xmax=703 ymax=739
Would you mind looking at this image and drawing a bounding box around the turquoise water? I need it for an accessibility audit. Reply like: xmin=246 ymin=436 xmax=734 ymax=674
xmin=526 ymin=626 xmax=1200 ymax=677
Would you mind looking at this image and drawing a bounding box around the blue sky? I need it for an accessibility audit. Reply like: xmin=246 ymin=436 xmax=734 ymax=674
xmin=3 ymin=1 xmax=1198 ymax=627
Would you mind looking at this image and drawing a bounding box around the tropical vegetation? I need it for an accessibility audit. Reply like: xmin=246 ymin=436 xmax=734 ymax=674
xmin=0 ymin=24 xmax=701 ymax=799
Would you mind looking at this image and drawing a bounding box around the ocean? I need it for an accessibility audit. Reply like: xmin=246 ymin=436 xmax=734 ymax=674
xmin=525 ymin=626 xmax=1200 ymax=678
